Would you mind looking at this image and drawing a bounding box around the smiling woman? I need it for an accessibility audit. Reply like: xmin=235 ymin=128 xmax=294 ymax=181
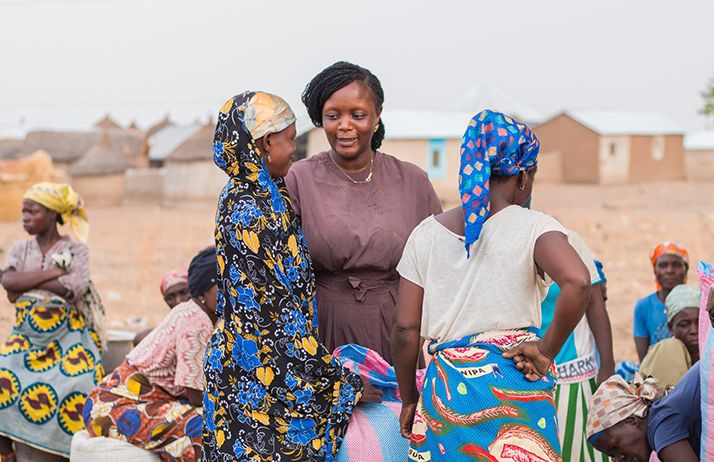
xmin=285 ymin=62 xmax=442 ymax=364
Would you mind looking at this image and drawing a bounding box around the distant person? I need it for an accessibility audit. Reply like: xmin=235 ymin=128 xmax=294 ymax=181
xmin=132 ymin=269 xmax=190 ymax=346
xmin=640 ymin=284 xmax=700 ymax=388
xmin=634 ymin=242 xmax=689 ymax=361
xmin=538 ymin=230 xmax=614 ymax=462
xmin=286 ymin=61 xmax=442 ymax=364
xmin=587 ymin=363 xmax=702 ymax=462
xmin=392 ymin=110 xmax=591 ymax=461
xmin=0 ymin=183 xmax=102 ymax=461
xmin=204 ymin=92 xmax=379 ymax=461
xmin=83 ymin=247 xmax=218 ymax=461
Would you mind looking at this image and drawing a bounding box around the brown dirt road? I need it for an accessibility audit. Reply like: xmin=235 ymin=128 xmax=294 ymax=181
xmin=1 ymin=181 xmax=712 ymax=362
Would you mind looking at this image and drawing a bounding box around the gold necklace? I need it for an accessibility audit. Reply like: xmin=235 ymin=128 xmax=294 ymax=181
xmin=328 ymin=151 xmax=374 ymax=184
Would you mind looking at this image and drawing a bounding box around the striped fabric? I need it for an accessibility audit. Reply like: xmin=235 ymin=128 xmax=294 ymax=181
xmin=555 ymin=378 xmax=609 ymax=462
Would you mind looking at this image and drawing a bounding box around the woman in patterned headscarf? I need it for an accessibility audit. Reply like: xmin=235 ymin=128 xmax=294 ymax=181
xmin=633 ymin=242 xmax=690 ymax=361
xmin=587 ymin=367 xmax=701 ymax=462
xmin=393 ymin=110 xmax=592 ymax=461
xmin=203 ymin=92 xmax=380 ymax=462
xmin=0 ymin=182 xmax=102 ymax=461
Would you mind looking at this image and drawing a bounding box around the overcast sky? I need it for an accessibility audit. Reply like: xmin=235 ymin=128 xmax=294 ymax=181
xmin=1 ymin=0 xmax=712 ymax=136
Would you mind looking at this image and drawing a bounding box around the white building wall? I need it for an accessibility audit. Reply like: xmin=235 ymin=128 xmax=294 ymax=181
xmin=598 ymin=136 xmax=630 ymax=184
xmin=163 ymin=161 xmax=227 ymax=202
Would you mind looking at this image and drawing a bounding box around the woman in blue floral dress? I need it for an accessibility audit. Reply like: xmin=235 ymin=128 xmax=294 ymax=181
xmin=202 ymin=92 xmax=379 ymax=462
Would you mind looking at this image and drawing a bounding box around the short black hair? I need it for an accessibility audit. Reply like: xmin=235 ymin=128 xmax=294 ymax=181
xmin=302 ymin=61 xmax=385 ymax=151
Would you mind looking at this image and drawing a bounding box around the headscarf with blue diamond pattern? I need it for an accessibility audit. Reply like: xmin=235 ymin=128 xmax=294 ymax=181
xmin=459 ymin=110 xmax=540 ymax=256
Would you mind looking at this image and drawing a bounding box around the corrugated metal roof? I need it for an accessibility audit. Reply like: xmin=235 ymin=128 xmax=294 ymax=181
xmin=148 ymin=124 xmax=200 ymax=161
xmin=564 ymin=110 xmax=684 ymax=136
xmin=684 ymin=130 xmax=714 ymax=150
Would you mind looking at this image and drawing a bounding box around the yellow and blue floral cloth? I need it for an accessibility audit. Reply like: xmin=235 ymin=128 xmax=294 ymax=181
xmin=203 ymin=92 xmax=362 ymax=461
xmin=458 ymin=110 xmax=539 ymax=255
xmin=0 ymin=292 xmax=103 ymax=456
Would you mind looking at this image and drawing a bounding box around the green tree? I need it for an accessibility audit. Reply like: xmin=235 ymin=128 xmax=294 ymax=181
xmin=701 ymin=76 xmax=714 ymax=127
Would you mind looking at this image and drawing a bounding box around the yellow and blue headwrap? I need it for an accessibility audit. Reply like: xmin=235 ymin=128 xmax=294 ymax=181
xmin=459 ymin=110 xmax=540 ymax=256
xmin=23 ymin=182 xmax=89 ymax=243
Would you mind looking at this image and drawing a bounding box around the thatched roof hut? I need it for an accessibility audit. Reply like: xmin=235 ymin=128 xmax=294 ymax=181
xmin=94 ymin=114 xmax=122 ymax=130
xmin=68 ymin=143 xmax=132 ymax=177
xmin=21 ymin=128 xmax=144 ymax=165
xmin=165 ymin=122 xmax=214 ymax=162
xmin=23 ymin=130 xmax=100 ymax=164
xmin=0 ymin=139 xmax=23 ymax=160
xmin=146 ymin=115 xmax=173 ymax=138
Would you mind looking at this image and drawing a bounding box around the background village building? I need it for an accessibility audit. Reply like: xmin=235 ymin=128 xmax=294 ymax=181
xmin=18 ymin=123 xmax=145 ymax=173
xmin=94 ymin=114 xmax=123 ymax=130
xmin=68 ymin=138 xmax=132 ymax=206
xmin=535 ymin=110 xmax=686 ymax=184
xmin=684 ymin=130 xmax=714 ymax=181
xmin=0 ymin=139 xmax=22 ymax=160
xmin=124 ymin=122 xmax=201 ymax=203
xmin=162 ymin=120 xmax=225 ymax=202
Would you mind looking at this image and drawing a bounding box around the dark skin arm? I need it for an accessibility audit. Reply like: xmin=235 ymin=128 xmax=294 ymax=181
xmin=586 ymin=284 xmax=616 ymax=384
xmin=1 ymin=267 xmax=66 ymax=293
xmin=504 ymin=231 xmax=592 ymax=379
xmin=659 ymin=439 xmax=698 ymax=462
xmin=392 ymin=277 xmax=424 ymax=438
xmin=635 ymin=337 xmax=650 ymax=362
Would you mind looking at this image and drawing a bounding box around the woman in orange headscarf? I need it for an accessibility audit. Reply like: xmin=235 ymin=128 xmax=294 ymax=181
xmin=633 ymin=242 xmax=689 ymax=361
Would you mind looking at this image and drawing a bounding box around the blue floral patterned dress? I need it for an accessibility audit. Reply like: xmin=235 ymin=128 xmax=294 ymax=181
xmin=202 ymin=92 xmax=363 ymax=462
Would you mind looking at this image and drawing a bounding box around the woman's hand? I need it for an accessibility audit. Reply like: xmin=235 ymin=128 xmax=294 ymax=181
xmin=358 ymin=378 xmax=383 ymax=403
xmin=503 ymin=340 xmax=554 ymax=381
xmin=399 ymin=402 xmax=417 ymax=439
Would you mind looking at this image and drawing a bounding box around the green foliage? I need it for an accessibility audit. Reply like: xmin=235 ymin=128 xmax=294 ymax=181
xmin=701 ymin=77 xmax=714 ymax=118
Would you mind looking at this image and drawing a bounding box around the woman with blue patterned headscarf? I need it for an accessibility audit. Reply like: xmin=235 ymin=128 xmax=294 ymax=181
xmin=204 ymin=92 xmax=381 ymax=462
xmin=393 ymin=110 xmax=592 ymax=461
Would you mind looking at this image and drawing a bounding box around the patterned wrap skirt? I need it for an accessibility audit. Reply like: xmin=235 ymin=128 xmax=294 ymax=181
xmin=0 ymin=292 xmax=103 ymax=456
xmin=83 ymin=360 xmax=204 ymax=462
xmin=409 ymin=328 xmax=562 ymax=462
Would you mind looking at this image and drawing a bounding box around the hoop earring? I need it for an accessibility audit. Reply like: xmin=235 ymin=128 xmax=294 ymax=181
xmin=519 ymin=184 xmax=526 ymax=191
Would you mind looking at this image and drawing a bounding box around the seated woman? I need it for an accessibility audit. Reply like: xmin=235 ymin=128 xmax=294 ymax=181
xmin=587 ymin=364 xmax=701 ymax=462
xmin=633 ymin=242 xmax=689 ymax=361
xmin=640 ymin=284 xmax=699 ymax=387
xmin=393 ymin=110 xmax=591 ymax=461
xmin=0 ymin=182 xmax=102 ymax=462
xmin=132 ymin=270 xmax=190 ymax=346
xmin=83 ymin=247 xmax=218 ymax=462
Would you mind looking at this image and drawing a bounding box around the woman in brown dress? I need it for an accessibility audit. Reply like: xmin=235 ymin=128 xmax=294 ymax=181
xmin=285 ymin=62 xmax=441 ymax=364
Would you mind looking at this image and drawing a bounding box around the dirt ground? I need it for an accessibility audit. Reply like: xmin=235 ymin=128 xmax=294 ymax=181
xmin=1 ymin=181 xmax=713 ymax=362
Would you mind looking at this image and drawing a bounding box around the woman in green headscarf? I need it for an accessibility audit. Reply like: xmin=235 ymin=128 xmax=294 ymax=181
xmin=640 ymin=284 xmax=700 ymax=387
